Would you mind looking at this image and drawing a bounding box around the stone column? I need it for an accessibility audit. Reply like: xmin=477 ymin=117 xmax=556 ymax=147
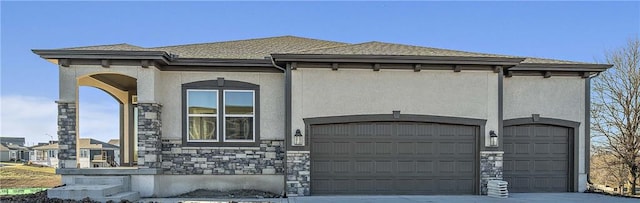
xmin=286 ymin=151 xmax=310 ymax=196
xmin=480 ymin=151 xmax=504 ymax=194
xmin=137 ymin=103 xmax=162 ymax=168
xmin=56 ymin=101 xmax=77 ymax=168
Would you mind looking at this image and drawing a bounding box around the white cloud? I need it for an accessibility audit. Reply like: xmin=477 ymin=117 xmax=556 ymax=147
xmin=0 ymin=95 xmax=119 ymax=146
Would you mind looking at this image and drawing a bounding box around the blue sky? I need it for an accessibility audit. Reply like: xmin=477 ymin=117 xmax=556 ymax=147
xmin=1 ymin=1 xmax=638 ymax=145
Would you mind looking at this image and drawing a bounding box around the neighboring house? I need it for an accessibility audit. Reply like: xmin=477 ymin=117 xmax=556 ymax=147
xmin=32 ymin=36 xmax=611 ymax=199
xmin=31 ymin=139 xmax=119 ymax=168
xmin=0 ymin=144 xmax=10 ymax=162
xmin=0 ymin=137 xmax=29 ymax=162
xmin=108 ymin=139 xmax=120 ymax=147
xmin=0 ymin=137 xmax=25 ymax=146
xmin=31 ymin=143 xmax=59 ymax=167
xmin=77 ymin=138 xmax=120 ymax=168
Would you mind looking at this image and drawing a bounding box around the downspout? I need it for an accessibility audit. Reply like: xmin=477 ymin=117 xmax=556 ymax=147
xmin=586 ymin=72 xmax=601 ymax=187
xmin=268 ymin=57 xmax=288 ymax=197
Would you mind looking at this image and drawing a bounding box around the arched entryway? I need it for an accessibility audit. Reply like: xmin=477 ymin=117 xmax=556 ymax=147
xmin=77 ymin=73 xmax=138 ymax=167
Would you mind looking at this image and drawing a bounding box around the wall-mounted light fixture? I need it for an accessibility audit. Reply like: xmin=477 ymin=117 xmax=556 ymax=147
xmin=293 ymin=129 xmax=304 ymax=146
xmin=489 ymin=130 xmax=498 ymax=147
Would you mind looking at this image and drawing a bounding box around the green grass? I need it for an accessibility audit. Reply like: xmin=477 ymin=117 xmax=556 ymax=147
xmin=0 ymin=188 xmax=48 ymax=196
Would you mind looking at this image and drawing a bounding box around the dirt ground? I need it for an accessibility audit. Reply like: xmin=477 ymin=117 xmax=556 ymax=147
xmin=171 ymin=189 xmax=282 ymax=198
xmin=0 ymin=162 xmax=61 ymax=188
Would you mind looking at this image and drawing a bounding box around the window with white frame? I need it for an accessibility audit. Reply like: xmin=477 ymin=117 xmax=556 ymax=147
xmin=48 ymin=150 xmax=56 ymax=158
xmin=187 ymin=90 xmax=219 ymax=142
xmin=80 ymin=149 xmax=89 ymax=158
xmin=223 ymin=90 xmax=255 ymax=142
xmin=182 ymin=78 xmax=259 ymax=147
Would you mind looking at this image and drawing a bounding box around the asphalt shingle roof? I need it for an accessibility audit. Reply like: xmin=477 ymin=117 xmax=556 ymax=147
xmin=148 ymin=36 xmax=348 ymax=59
xmin=57 ymin=35 xmax=592 ymax=65
xmin=65 ymin=43 xmax=147 ymax=51
xmin=289 ymin=41 xmax=517 ymax=58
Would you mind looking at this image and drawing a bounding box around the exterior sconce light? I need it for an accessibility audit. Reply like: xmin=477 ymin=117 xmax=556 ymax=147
xmin=489 ymin=130 xmax=498 ymax=147
xmin=293 ymin=129 xmax=304 ymax=146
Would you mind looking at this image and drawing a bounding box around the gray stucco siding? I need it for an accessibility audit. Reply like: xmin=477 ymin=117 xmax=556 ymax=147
xmin=503 ymin=76 xmax=586 ymax=192
xmin=291 ymin=68 xmax=499 ymax=146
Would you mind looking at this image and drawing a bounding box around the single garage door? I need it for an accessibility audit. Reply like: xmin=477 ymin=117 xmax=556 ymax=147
xmin=503 ymin=124 xmax=572 ymax=192
xmin=310 ymin=122 xmax=477 ymax=195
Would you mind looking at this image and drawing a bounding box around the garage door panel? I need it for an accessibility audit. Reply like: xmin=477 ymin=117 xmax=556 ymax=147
xmin=355 ymin=142 xmax=374 ymax=155
xmin=438 ymin=142 xmax=456 ymax=154
xmin=417 ymin=161 xmax=435 ymax=173
xmin=312 ymin=142 xmax=333 ymax=155
xmin=457 ymin=161 xmax=474 ymax=173
xmin=397 ymin=161 xmax=415 ymax=174
xmin=375 ymin=161 xmax=393 ymax=173
xmin=534 ymin=143 xmax=551 ymax=154
xmin=376 ymin=142 xmax=394 ymax=154
xmin=311 ymin=121 xmax=477 ymax=195
xmin=397 ymin=142 xmax=415 ymax=154
xmin=313 ymin=160 xmax=332 ymax=174
xmin=333 ymin=160 xmax=351 ymax=174
xmin=416 ymin=142 xmax=435 ymax=154
xmin=504 ymin=124 xmax=570 ymax=193
xmin=515 ymin=143 xmax=530 ymax=154
xmin=458 ymin=142 xmax=475 ymax=154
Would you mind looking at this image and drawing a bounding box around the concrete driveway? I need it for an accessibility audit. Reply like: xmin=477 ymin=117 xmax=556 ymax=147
xmin=140 ymin=193 xmax=638 ymax=203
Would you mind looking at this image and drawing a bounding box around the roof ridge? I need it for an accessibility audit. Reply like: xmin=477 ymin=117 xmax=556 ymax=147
xmin=521 ymin=56 xmax=589 ymax=64
xmin=151 ymin=35 xmax=346 ymax=49
xmin=62 ymin=43 xmax=143 ymax=50
xmin=362 ymin=41 xmax=517 ymax=57
xmin=290 ymin=42 xmax=354 ymax=53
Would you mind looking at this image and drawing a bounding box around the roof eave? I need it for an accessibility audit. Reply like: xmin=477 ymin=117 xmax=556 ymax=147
xmin=272 ymin=54 xmax=526 ymax=66
xmin=511 ymin=63 xmax=613 ymax=72
xmin=32 ymin=50 xmax=283 ymax=72
xmin=32 ymin=49 xmax=172 ymax=62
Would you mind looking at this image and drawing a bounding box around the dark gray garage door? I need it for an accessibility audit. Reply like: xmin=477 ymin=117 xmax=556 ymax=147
xmin=503 ymin=124 xmax=571 ymax=192
xmin=310 ymin=122 xmax=477 ymax=195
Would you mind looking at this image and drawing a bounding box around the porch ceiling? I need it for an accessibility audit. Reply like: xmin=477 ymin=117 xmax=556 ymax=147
xmin=90 ymin=74 xmax=136 ymax=92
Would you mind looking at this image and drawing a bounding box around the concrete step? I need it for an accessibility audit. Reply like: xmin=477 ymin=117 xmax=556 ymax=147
xmin=48 ymin=184 xmax=123 ymax=200
xmin=74 ymin=176 xmax=130 ymax=186
xmin=95 ymin=191 xmax=140 ymax=203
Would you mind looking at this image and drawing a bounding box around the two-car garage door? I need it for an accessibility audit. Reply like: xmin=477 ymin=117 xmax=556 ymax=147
xmin=309 ymin=121 xmax=478 ymax=195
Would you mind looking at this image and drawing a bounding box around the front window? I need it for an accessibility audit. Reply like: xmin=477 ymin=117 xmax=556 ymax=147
xmin=224 ymin=90 xmax=255 ymax=142
xmin=182 ymin=79 xmax=259 ymax=146
xmin=187 ymin=90 xmax=219 ymax=142
xmin=80 ymin=149 xmax=89 ymax=158
xmin=48 ymin=150 xmax=56 ymax=158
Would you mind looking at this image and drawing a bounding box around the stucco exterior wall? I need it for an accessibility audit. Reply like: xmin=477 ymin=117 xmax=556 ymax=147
xmin=59 ymin=65 xmax=148 ymax=102
xmin=158 ymin=71 xmax=284 ymax=140
xmin=291 ymin=68 xmax=499 ymax=144
xmin=503 ymin=76 xmax=587 ymax=191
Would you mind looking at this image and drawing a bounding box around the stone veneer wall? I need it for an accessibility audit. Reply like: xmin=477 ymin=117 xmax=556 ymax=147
xmin=286 ymin=151 xmax=310 ymax=196
xmin=138 ymin=103 xmax=162 ymax=168
xmin=161 ymin=140 xmax=285 ymax=175
xmin=57 ymin=101 xmax=77 ymax=168
xmin=480 ymin=151 xmax=504 ymax=195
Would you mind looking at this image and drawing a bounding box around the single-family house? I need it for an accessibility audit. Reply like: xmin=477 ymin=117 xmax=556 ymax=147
xmin=31 ymin=142 xmax=60 ymax=167
xmin=0 ymin=137 xmax=30 ymax=162
xmin=32 ymin=36 xmax=611 ymax=201
xmin=77 ymin=138 xmax=120 ymax=168
xmin=0 ymin=144 xmax=10 ymax=162
xmin=0 ymin=137 xmax=26 ymax=146
xmin=31 ymin=138 xmax=119 ymax=168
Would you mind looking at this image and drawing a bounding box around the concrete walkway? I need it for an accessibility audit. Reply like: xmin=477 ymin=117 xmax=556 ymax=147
xmin=139 ymin=193 xmax=639 ymax=203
